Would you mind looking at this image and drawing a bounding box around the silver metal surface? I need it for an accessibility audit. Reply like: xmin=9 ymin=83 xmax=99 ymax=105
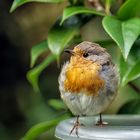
xmin=55 ymin=115 xmax=140 ymax=140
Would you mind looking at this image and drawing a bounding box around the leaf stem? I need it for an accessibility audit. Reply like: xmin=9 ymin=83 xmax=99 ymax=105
xmin=105 ymin=0 xmax=111 ymax=15
xmin=128 ymin=82 xmax=140 ymax=96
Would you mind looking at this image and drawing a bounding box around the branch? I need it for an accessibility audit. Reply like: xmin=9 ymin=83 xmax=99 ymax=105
xmin=128 ymin=82 xmax=140 ymax=96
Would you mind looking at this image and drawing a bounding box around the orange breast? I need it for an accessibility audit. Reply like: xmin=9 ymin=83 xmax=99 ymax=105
xmin=64 ymin=57 xmax=105 ymax=96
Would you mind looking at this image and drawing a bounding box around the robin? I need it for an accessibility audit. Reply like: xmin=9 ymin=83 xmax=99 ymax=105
xmin=58 ymin=41 xmax=119 ymax=136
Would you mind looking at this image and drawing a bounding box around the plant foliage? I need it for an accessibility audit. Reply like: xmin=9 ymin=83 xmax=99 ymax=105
xmin=10 ymin=0 xmax=140 ymax=139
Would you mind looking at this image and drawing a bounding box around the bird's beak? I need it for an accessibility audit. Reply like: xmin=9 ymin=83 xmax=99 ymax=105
xmin=64 ymin=49 xmax=74 ymax=55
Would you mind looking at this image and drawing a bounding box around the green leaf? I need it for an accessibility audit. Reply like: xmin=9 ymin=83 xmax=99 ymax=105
xmin=117 ymin=0 xmax=140 ymax=20
xmin=27 ymin=54 xmax=55 ymax=92
xmin=118 ymin=99 xmax=140 ymax=114
xmin=21 ymin=115 xmax=69 ymax=140
xmin=61 ymin=6 xmax=106 ymax=24
xmin=10 ymin=0 xmax=64 ymax=13
xmin=119 ymin=40 xmax=140 ymax=86
xmin=48 ymin=99 xmax=67 ymax=110
xmin=30 ymin=40 xmax=49 ymax=68
xmin=122 ymin=18 xmax=140 ymax=59
xmin=124 ymin=60 xmax=140 ymax=85
xmin=48 ymin=26 xmax=79 ymax=61
xmin=102 ymin=16 xmax=140 ymax=59
xmin=103 ymin=16 xmax=124 ymax=56
xmin=119 ymin=55 xmax=134 ymax=86
xmin=119 ymin=56 xmax=131 ymax=83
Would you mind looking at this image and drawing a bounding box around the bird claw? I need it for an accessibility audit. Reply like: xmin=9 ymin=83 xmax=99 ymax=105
xmin=96 ymin=121 xmax=108 ymax=127
xmin=95 ymin=113 xmax=108 ymax=127
xmin=70 ymin=122 xmax=80 ymax=137
xmin=70 ymin=116 xmax=80 ymax=137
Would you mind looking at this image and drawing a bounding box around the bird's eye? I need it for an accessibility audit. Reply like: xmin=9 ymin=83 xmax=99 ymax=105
xmin=106 ymin=61 xmax=110 ymax=65
xmin=83 ymin=52 xmax=89 ymax=58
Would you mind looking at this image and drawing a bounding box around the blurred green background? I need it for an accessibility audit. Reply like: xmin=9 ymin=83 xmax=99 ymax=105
xmin=0 ymin=0 xmax=140 ymax=140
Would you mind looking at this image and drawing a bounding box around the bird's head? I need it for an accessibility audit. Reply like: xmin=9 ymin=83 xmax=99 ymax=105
xmin=65 ymin=41 xmax=111 ymax=66
xmin=64 ymin=41 xmax=112 ymax=95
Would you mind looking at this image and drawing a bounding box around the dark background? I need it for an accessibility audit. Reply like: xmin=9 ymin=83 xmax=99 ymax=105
xmin=0 ymin=1 xmax=140 ymax=140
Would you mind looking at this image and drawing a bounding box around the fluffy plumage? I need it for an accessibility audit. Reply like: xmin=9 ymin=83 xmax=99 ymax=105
xmin=58 ymin=41 xmax=119 ymax=116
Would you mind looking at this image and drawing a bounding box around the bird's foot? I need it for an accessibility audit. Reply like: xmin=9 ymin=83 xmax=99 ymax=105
xmin=70 ymin=115 xmax=81 ymax=137
xmin=95 ymin=113 xmax=108 ymax=127
xmin=96 ymin=120 xmax=108 ymax=127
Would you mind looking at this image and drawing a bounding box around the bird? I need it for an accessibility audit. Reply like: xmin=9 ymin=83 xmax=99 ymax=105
xmin=58 ymin=41 xmax=119 ymax=136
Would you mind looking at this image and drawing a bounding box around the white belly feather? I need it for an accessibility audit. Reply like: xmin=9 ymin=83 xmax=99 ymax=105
xmin=59 ymin=62 xmax=119 ymax=116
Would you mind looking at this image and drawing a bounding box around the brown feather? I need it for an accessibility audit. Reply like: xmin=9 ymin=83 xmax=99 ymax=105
xmin=64 ymin=48 xmax=105 ymax=96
